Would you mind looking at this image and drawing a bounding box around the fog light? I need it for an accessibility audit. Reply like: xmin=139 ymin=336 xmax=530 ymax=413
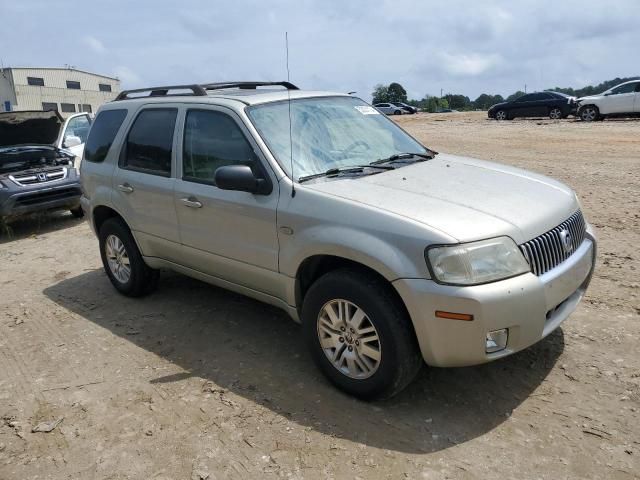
xmin=486 ymin=328 xmax=508 ymax=353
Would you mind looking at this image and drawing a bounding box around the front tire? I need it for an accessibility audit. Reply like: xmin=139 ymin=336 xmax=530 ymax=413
xmin=394 ymin=110 xmax=402 ymax=115
xmin=495 ymin=110 xmax=508 ymax=120
xmin=70 ymin=206 xmax=84 ymax=218
xmin=302 ymin=268 xmax=422 ymax=400
xmin=99 ymin=218 xmax=159 ymax=297
xmin=580 ymin=105 xmax=600 ymax=122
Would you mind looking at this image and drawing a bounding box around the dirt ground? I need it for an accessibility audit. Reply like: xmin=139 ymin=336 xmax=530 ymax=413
xmin=0 ymin=112 xmax=638 ymax=479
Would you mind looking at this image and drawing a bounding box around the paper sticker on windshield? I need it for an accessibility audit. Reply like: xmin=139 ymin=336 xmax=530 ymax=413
xmin=354 ymin=106 xmax=379 ymax=115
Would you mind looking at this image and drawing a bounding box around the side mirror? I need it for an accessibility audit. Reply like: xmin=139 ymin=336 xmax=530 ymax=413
xmin=214 ymin=165 xmax=271 ymax=195
xmin=63 ymin=135 xmax=82 ymax=148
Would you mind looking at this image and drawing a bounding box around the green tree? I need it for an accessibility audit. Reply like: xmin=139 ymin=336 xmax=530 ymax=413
xmin=421 ymin=96 xmax=438 ymax=113
xmin=371 ymin=84 xmax=389 ymax=104
xmin=473 ymin=94 xmax=504 ymax=110
xmin=387 ymin=82 xmax=408 ymax=103
xmin=506 ymin=90 xmax=526 ymax=102
xmin=444 ymin=94 xmax=471 ymax=110
xmin=437 ymin=98 xmax=449 ymax=110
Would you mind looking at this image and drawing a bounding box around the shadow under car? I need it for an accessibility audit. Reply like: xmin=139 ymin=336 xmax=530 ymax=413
xmin=44 ymin=268 xmax=565 ymax=454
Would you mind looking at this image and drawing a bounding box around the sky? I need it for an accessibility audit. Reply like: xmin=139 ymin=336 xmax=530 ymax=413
xmin=1 ymin=0 xmax=639 ymax=101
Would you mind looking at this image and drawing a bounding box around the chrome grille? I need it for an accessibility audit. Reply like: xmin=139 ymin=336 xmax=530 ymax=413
xmin=519 ymin=210 xmax=586 ymax=276
xmin=9 ymin=167 xmax=67 ymax=186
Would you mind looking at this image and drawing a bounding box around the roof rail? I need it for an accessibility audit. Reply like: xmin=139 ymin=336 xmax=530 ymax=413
xmin=114 ymin=84 xmax=208 ymax=101
xmin=202 ymin=81 xmax=299 ymax=91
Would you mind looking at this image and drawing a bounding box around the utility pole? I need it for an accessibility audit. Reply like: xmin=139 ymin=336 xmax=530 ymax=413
xmin=440 ymin=88 xmax=443 ymax=98
xmin=524 ymin=84 xmax=527 ymax=93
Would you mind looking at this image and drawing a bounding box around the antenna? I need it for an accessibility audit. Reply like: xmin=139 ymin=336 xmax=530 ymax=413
xmin=286 ymin=32 xmax=295 ymax=197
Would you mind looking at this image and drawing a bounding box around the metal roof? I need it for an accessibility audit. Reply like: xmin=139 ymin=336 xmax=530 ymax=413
xmin=3 ymin=67 xmax=120 ymax=81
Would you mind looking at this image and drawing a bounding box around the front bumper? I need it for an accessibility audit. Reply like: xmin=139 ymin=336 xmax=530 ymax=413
xmin=394 ymin=229 xmax=596 ymax=367
xmin=0 ymin=175 xmax=81 ymax=217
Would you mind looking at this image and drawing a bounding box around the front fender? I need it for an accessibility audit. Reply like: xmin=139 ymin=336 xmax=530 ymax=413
xmin=279 ymin=224 xmax=426 ymax=282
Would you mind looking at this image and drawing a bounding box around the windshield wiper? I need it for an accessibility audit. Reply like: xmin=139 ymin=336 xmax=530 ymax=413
xmin=298 ymin=164 xmax=394 ymax=183
xmin=370 ymin=150 xmax=437 ymax=166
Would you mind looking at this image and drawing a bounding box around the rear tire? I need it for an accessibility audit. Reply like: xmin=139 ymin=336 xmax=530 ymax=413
xmin=579 ymin=105 xmax=600 ymax=122
xmin=549 ymin=107 xmax=562 ymax=120
xmin=302 ymin=268 xmax=423 ymax=400
xmin=394 ymin=110 xmax=402 ymax=115
xmin=99 ymin=218 xmax=159 ymax=297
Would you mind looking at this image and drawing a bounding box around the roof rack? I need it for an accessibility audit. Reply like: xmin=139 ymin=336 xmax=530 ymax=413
xmin=114 ymin=84 xmax=207 ymax=101
xmin=202 ymin=81 xmax=299 ymax=91
xmin=114 ymin=81 xmax=299 ymax=101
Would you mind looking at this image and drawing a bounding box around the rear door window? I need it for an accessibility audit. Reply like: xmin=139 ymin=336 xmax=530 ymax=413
xmin=121 ymin=108 xmax=177 ymax=176
xmin=84 ymin=109 xmax=128 ymax=163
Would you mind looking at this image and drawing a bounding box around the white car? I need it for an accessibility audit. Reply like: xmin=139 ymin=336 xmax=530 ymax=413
xmin=373 ymin=103 xmax=405 ymax=115
xmin=577 ymin=79 xmax=640 ymax=121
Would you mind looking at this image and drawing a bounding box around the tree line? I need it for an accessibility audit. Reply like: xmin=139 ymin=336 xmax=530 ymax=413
xmin=371 ymin=76 xmax=640 ymax=113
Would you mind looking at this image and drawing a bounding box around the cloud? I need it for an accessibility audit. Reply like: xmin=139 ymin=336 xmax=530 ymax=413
xmin=438 ymin=53 xmax=504 ymax=77
xmin=113 ymin=66 xmax=143 ymax=85
xmin=83 ymin=36 xmax=107 ymax=54
xmin=1 ymin=0 xmax=639 ymax=99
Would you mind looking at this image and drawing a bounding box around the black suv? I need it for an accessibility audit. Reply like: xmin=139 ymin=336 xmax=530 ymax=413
xmin=488 ymin=92 xmax=577 ymax=120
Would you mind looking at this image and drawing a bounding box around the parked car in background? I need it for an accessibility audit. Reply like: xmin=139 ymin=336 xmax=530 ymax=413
xmin=435 ymin=108 xmax=458 ymax=113
xmin=488 ymin=92 xmax=577 ymax=120
xmin=391 ymin=102 xmax=417 ymax=114
xmin=576 ymin=79 xmax=640 ymax=122
xmin=81 ymin=81 xmax=595 ymax=400
xmin=374 ymin=103 xmax=404 ymax=115
xmin=0 ymin=110 xmax=87 ymax=220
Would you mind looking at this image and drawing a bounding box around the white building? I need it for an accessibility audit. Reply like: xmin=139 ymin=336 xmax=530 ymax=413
xmin=0 ymin=67 xmax=121 ymax=117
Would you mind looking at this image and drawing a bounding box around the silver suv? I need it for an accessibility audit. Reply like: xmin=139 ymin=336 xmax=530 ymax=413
xmin=81 ymin=82 xmax=596 ymax=399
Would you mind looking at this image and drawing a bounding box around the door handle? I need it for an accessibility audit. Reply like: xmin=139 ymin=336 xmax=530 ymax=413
xmin=180 ymin=197 xmax=203 ymax=208
xmin=117 ymin=183 xmax=134 ymax=193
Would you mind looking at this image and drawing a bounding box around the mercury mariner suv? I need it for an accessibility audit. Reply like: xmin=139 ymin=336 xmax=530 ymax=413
xmin=80 ymin=82 xmax=596 ymax=399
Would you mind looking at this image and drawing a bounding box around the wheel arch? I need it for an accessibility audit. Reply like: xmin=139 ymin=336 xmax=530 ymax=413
xmin=294 ymin=254 xmax=411 ymax=322
xmin=92 ymin=205 xmax=128 ymax=235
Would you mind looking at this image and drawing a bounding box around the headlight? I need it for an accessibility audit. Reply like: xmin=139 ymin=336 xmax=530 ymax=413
xmin=426 ymin=237 xmax=530 ymax=285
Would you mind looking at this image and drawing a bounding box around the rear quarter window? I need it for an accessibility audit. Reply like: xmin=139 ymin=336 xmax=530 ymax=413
xmin=84 ymin=109 xmax=128 ymax=163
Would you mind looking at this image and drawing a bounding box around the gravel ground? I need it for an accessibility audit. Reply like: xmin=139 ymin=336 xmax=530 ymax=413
xmin=0 ymin=112 xmax=638 ymax=479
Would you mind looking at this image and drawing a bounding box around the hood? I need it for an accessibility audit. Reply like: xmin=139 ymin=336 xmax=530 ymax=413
xmin=488 ymin=102 xmax=508 ymax=111
xmin=305 ymin=154 xmax=579 ymax=244
xmin=0 ymin=110 xmax=64 ymax=147
xmin=577 ymin=94 xmax=602 ymax=102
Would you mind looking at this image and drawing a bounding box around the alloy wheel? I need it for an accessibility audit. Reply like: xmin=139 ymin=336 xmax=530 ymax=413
xmin=581 ymin=107 xmax=597 ymax=122
xmin=550 ymin=108 xmax=562 ymax=120
xmin=105 ymin=234 xmax=131 ymax=284
xmin=316 ymin=299 xmax=381 ymax=379
xmin=496 ymin=110 xmax=507 ymax=120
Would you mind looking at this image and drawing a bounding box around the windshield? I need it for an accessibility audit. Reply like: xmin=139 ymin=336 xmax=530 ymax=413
xmin=247 ymin=96 xmax=427 ymax=180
